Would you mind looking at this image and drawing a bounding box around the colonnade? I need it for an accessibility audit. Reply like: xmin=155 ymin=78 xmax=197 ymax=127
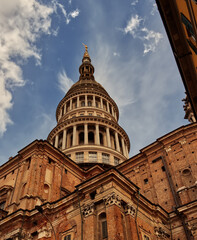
xmin=58 ymin=94 xmax=117 ymax=121
xmin=53 ymin=123 xmax=129 ymax=158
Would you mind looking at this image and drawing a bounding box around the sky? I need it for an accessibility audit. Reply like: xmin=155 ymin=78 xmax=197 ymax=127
xmin=0 ymin=0 xmax=188 ymax=165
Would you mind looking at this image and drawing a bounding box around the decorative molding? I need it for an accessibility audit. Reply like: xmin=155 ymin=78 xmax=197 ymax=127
xmin=38 ymin=226 xmax=52 ymax=239
xmin=82 ymin=203 xmax=94 ymax=217
xmin=154 ymin=227 xmax=170 ymax=239
xmin=164 ymin=146 xmax=171 ymax=152
xmin=179 ymin=139 xmax=186 ymax=145
xmin=125 ymin=204 xmax=136 ymax=217
xmin=103 ymin=192 xmax=121 ymax=207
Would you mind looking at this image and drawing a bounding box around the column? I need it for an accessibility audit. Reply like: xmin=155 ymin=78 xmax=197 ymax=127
xmin=93 ymin=95 xmax=96 ymax=107
xmin=125 ymin=145 xmax=129 ymax=158
xmin=107 ymin=101 xmax=110 ymax=112
xmin=62 ymin=129 xmax=67 ymax=150
xmin=95 ymin=124 xmax=100 ymax=145
xmin=84 ymin=123 xmax=88 ymax=144
xmin=100 ymin=98 xmax=103 ymax=109
xmin=55 ymin=134 xmax=59 ymax=148
xmin=106 ymin=127 xmax=111 ymax=148
xmin=112 ymin=107 xmax=114 ymax=117
xmin=64 ymin=104 xmax=66 ymax=114
xmin=115 ymin=132 xmax=120 ymax=152
xmin=121 ymin=138 xmax=126 ymax=156
xmin=72 ymin=125 xmax=77 ymax=146
xmin=77 ymin=96 xmax=80 ymax=108
xmin=70 ymin=99 xmax=72 ymax=110
xmin=85 ymin=95 xmax=88 ymax=106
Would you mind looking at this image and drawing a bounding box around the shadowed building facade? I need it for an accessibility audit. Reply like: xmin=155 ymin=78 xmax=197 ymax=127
xmin=0 ymin=47 xmax=197 ymax=240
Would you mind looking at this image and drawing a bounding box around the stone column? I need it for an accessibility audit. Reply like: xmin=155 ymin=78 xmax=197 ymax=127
xmin=125 ymin=145 xmax=129 ymax=158
xmin=93 ymin=95 xmax=96 ymax=107
xmin=106 ymin=127 xmax=111 ymax=148
xmin=115 ymin=132 xmax=120 ymax=152
xmin=72 ymin=125 xmax=77 ymax=146
xmin=95 ymin=124 xmax=100 ymax=145
xmin=62 ymin=129 xmax=67 ymax=150
xmin=100 ymin=98 xmax=103 ymax=109
xmin=70 ymin=99 xmax=72 ymax=110
xmin=112 ymin=107 xmax=114 ymax=117
xmin=77 ymin=96 xmax=80 ymax=108
xmin=107 ymin=101 xmax=110 ymax=112
xmin=55 ymin=134 xmax=59 ymax=148
xmin=121 ymin=138 xmax=126 ymax=156
xmin=85 ymin=95 xmax=88 ymax=106
xmin=63 ymin=104 xmax=66 ymax=114
xmin=84 ymin=123 xmax=88 ymax=144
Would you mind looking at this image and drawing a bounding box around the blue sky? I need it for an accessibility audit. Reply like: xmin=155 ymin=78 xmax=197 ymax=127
xmin=0 ymin=0 xmax=188 ymax=165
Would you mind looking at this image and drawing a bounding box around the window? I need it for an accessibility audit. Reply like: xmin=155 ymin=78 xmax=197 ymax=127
xmin=81 ymin=101 xmax=85 ymax=107
xmin=76 ymin=152 xmax=84 ymax=162
xmin=114 ymin=157 xmax=120 ymax=166
xmin=89 ymin=152 xmax=97 ymax=162
xmin=99 ymin=213 xmax=108 ymax=239
xmin=64 ymin=235 xmax=71 ymax=240
xmin=181 ymin=13 xmax=196 ymax=41
xmin=88 ymin=101 xmax=92 ymax=106
xmin=144 ymin=178 xmax=148 ymax=184
xmin=79 ymin=132 xmax=84 ymax=145
xmin=88 ymin=132 xmax=94 ymax=144
xmin=102 ymin=153 xmax=109 ymax=164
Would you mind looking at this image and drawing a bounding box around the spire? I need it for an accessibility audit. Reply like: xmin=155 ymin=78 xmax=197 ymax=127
xmin=79 ymin=44 xmax=94 ymax=80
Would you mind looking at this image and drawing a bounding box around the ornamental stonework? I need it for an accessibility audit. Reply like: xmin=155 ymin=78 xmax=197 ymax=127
xmin=103 ymin=192 xmax=121 ymax=207
xmin=125 ymin=203 xmax=136 ymax=217
xmin=82 ymin=203 xmax=94 ymax=217
xmin=154 ymin=227 xmax=170 ymax=239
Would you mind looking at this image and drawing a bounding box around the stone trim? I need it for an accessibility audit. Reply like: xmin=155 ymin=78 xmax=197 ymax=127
xmin=125 ymin=203 xmax=136 ymax=217
xmin=154 ymin=227 xmax=170 ymax=239
xmin=103 ymin=192 xmax=121 ymax=207
xmin=82 ymin=203 xmax=94 ymax=217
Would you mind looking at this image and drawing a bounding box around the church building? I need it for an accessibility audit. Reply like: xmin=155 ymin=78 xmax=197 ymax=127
xmin=0 ymin=47 xmax=197 ymax=240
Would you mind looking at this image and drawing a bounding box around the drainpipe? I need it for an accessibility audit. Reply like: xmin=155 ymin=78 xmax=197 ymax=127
xmin=135 ymin=190 xmax=140 ymax=240
xmin=77 ymin=189 xmax=84 ymax=240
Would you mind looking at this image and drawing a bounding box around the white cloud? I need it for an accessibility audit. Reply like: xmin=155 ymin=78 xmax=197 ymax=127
xmin=124 ymin=15 xmax=142 ymax=35
xmin=58 ymin=70 xmax=75 ymax=93
xmin=0 ymin=0 xmax=80 ymax=137
xmin=151 ymin=3 xmax=157 ymax=16
xmin=113 ymin=52 xmax=120 ymax=57
xmin=66 ymin=9 xmax=80 ymax=24
xmin=142 ymin=28 xmax=163 ymax=54
xmin=131 ymin=0 xmax=139 ymax=6
xmin=123 ymin=14 xmax=163 ymax=55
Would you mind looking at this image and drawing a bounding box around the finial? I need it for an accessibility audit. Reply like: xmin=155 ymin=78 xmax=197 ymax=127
xmin=82 ymin=43 xmax=90 ymax=61
xmin=82 ymin=43 xmax=88 ymax=52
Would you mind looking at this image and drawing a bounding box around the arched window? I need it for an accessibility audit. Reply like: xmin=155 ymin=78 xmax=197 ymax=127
xmin=100 ymin=133 xmax=104 ymax=145
xmin=88 ymin=101 xmax=92 ymax=106
xmin=70 ymin=134 xmax=73 ymax=147
xmin=88 ymin=132 xmax=94 ymax=144
xmin=81 ymin=101 xmax=85 ymax=107
xmin=99 ymin=212 xmax=108 ymax=239
xmin=79 ymin=132 xmax=84 ymax=145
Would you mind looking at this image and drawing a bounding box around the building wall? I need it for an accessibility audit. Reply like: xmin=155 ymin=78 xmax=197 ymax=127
xmin=118 ymin=123 xmax=197 ymax=213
